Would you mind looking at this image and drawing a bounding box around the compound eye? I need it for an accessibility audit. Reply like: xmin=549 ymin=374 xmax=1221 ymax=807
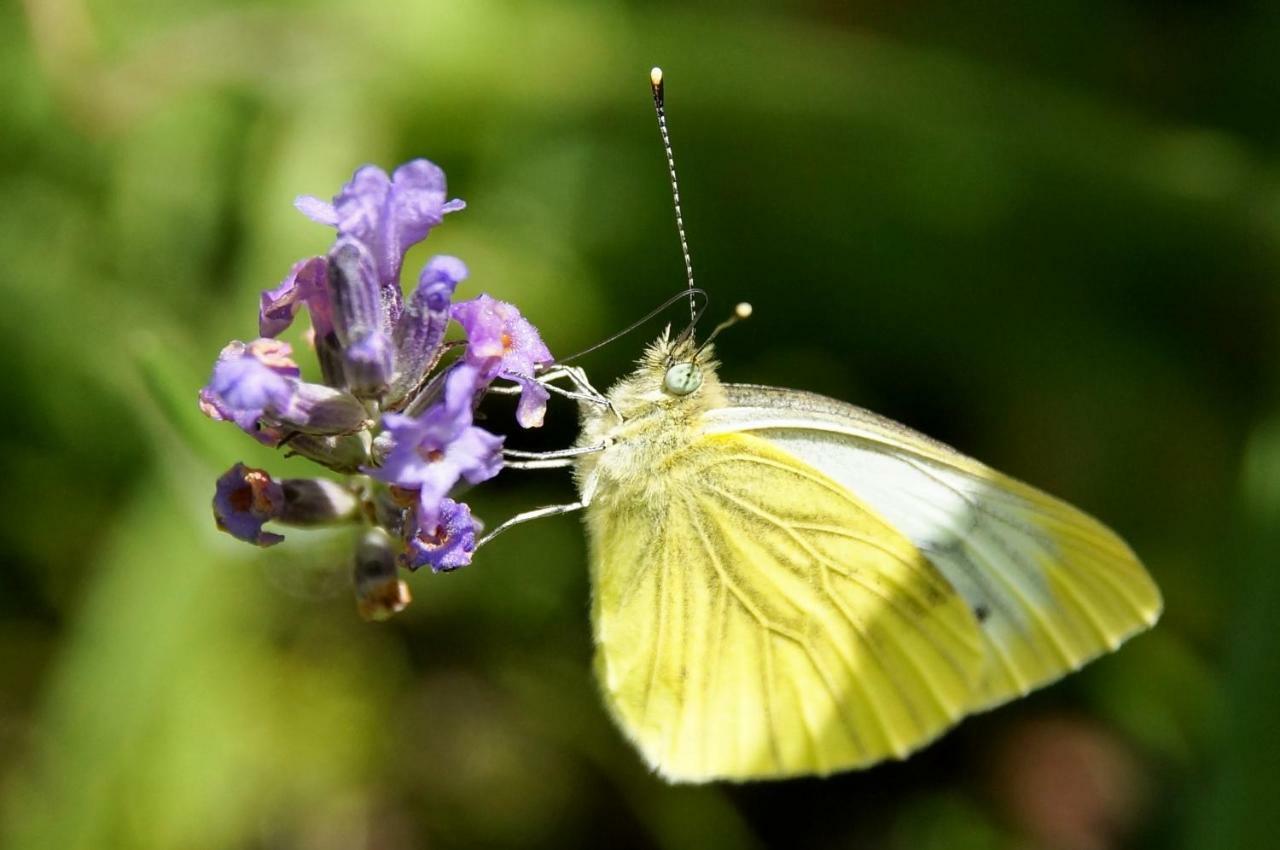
xmin=663 ymin=363 xmax=702 ymax=396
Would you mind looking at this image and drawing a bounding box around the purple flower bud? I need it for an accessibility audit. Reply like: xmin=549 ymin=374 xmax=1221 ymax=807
xmin=326 ymin=239 xmax=394 ymax=397
xmin=283 ymin=433 xmax=372 ymax=474
xmin=213 ymin=463 xmax=285 ymax=546
xmin=367 ymin=363 xmax=503 ymax=529
xmin=275 ymin=383 xmax=372 ymax=435
xmin=401 ymin=498 xmax=477 ymax=572
xmin=277 ymin=478 xmax=361 ymax=526
xmin=353 ymin=527 xmax=411 ymax=621
xmin=451 ymin=294 xmax=554 ymax=428
xmin=388 ymin=255 xmax=467 ymax=405
xmin=295 ymin=159 xmax=464 ymax=290
xmin=310 ymin=325 xmax=350 ymax=391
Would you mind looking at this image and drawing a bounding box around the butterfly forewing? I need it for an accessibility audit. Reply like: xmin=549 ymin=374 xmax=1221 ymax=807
xmin=704 ymin=384 xmax=1163 ymax=709
xmin=588 ymin=431 xmax=987 ymax=782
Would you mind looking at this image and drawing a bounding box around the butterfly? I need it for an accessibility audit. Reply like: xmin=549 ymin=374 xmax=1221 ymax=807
xmin=493 ymin=69 xmax=1160 ymax=783
xmin=553 ymin=325 xmax=1162 ymax=783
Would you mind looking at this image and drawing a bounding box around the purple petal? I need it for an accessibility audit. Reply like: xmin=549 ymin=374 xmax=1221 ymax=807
xmin=409 ymin=421 xmax=503 ymax=531
xmin=294 ymin=195 xmax=339 ymax=227
xmin=387 ymin=160 xmax=450 ymax=257
xmin=213 ymin=463 xmax=285 ymax=546
xmin=511 ymin=375 xmax=550 ymax=429
xmin=402 ymin=498 xmax=477 ymax=572
xmin=440 ymin=360 xmax=488 ymax=418
xmin=259 ymin=256 xmax=330 ymax=338
xmin=451 ymin=295 xmax=553 ymax=428
xmin=329 ymin=165 xmax=392 ymax=244
xmin=303 ymin=159 xmax=463 ymax=289
xmin=371 ymin=395 xmax=468 ymax=488
xmin=419 ymin=255 xmax=468 ymax=311
xmin=451 ymin=294 xmax=553 ymax=377
xmin=210 ymin=340 xmax=299 ymax=406
xmin=198 ymin=387 xmax=269 ymax=442
xmin=452 ymin=426 xmax=505 ymax=485
xmin=200 ymin=340 xmax=301 ymax=442
xmin=451 ymin=294 xmax=507 ymax=361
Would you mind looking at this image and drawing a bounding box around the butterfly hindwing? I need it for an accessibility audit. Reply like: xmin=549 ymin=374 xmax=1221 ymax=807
xmin=587 ymin=431 xmax=986 ymax=782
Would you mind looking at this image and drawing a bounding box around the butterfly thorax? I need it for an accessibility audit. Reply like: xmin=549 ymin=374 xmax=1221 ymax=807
xmin=573 ymin=333 xmax=727 ymax=507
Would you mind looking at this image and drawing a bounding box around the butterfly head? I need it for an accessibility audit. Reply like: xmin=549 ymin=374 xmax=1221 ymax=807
xmin=649 ymin=328 xmax=720 ymax=392
xmin=590 ymin=328 xmax=725 ymax=426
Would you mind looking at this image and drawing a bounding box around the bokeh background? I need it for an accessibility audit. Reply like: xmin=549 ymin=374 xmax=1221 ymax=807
xmin=3 ymin=1 xmax=1278 ymax=848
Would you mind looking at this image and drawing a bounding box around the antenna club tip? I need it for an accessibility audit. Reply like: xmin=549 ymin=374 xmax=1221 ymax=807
xmin=650 ymin=67 xmax=664 ymax=87
xmin=735 ymin=302 xmax=753 ymax=320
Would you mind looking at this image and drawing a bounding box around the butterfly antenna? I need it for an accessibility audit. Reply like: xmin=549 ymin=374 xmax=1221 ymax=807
xmin=696 ymin=302 xmax=753 ymax=360
xmin=547 ymin=288 xmax=708 ymax=367
xmin=651 ymin=67 xmax=698 ymax=336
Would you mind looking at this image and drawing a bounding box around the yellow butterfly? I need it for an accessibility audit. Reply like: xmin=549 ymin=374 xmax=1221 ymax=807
xmin=490 ymin=68 xmax=1160 ymax=783
xmin=563 ymin=329 xmax=1160 ymax=782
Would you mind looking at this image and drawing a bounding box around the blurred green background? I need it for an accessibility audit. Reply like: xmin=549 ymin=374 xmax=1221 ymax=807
xmin=3 ymin=1 xmax=1278 ymax=848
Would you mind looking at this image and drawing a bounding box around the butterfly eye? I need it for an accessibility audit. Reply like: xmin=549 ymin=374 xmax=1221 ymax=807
xmin=663 ymin=363 xmax=702 ymax=396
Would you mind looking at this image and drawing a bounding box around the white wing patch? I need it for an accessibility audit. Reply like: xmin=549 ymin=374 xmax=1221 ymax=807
xmin=704 ymin=385 xmax=1162 ymax=709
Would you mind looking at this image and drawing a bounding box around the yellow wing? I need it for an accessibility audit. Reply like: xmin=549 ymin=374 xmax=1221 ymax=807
xmin=586 ymin=432 xmax=987 ymax=783
xmin=706 ymin=384 xmax=1164 ymax=710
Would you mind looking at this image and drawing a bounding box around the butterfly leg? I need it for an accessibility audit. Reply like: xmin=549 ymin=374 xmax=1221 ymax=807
xmin=486 ymin=368 xmax=609 ymax=409
xmin=557 ymin=365 xmax=608 ymax=401
xmin=535 ymin=365 xmax=618 ymax=416
xmin=536 ymin=364 xmax=599 ymax=393
xmin=503 ymin=442 xmax=610 ymax=470
xmin=544 ymin=382 xmax=609 ymax=407
xmin=475 ymin=500 xmax=586 ymax=548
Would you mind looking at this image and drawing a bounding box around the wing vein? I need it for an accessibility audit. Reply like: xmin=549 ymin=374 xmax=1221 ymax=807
xmin=640 ymin=529 xmax=669 ymax=736
xmin=707 ymin=488 xmax=969 ymax=739
xmin=684 ymin=497 xmax=868 ymax=765
xmin=708 ymin=484 xmax=977 ymax=691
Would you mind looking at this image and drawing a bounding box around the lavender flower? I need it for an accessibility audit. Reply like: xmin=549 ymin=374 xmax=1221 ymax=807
xmin=213 ymin=464 xmax=365 ymax=548
xmin=369 ymin=363 xmax=503 ymax=528
xmin=202 ymin=156 xmax=553 ymax=620
xmin=452 ymin=294 xmax=554 ymax=427
xmin=199 ymin=339 xmax=300 ymax=444
xmin=213 ymin=463 xmax=286 ymax=546
xmin=402 ymin=498 xmax=477 ymax=572
xmin=295 ymin=159 xmax=464 ymax=290
xmin=199 ymin=339 xmax=370 ymax=444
